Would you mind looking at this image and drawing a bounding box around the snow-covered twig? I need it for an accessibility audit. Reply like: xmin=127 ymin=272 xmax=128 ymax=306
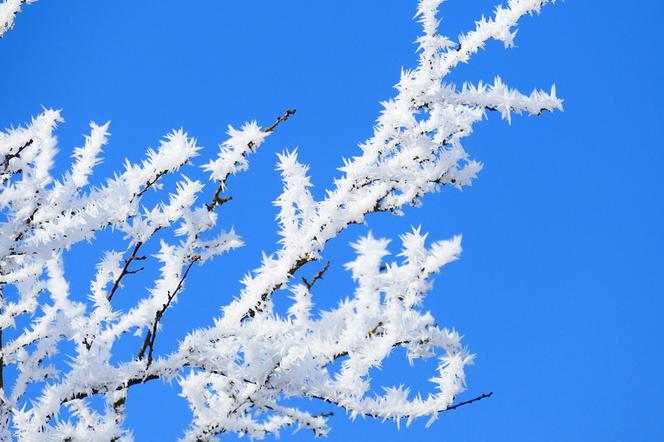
xmin=0 ymin=0 xmax=36 ymax=38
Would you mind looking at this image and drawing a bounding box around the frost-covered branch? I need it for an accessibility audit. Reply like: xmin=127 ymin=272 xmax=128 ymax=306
xmin=204 ymin=108 xmax=296 ymax=211
xmin=0 ymin=0 xmax=35 ymax=38
xmin=0 ymin=0 xmax=563 ymax=439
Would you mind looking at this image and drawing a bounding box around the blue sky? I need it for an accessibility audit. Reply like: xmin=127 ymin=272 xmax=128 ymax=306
xmin=2 ymin=1 xmax=663 ymax=441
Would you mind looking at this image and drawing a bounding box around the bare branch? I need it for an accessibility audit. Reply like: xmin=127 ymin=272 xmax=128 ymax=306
xmin=107 ymin=241 xmax=145 ymax=302
xmin=302 ymin=260 xmax=331 ymax=290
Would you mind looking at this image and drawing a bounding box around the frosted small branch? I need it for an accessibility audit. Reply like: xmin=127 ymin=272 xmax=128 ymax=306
xmin=0 ymin=0 xmax=36 ymax=38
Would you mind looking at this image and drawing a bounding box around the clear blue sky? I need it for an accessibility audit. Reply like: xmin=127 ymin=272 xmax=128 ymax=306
xmin=2 ymin=1 xmax=663 ymax=441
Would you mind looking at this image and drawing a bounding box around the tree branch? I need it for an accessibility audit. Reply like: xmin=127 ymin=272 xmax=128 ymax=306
xmin=1 ymin=139 xmax=32 ymax=174
xmin=442 ymin=392 xmax=493 ymax=412
xmin=206 ymin=108 xmax=297 ymax=212
xmin=302 ymin=260 xmax=330 ymax=290
xmin=306 ymin=391 xmax=492 ymax=420
xmin=107 ymin=241 xmax=146 ymax=302
xmin=138 ymin=257 xmax=199 ymax=368
xmin=264 ymin=108 xmax=296 ymax=133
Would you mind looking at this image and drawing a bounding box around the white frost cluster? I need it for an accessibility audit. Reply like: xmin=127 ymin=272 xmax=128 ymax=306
xmin=0 ymin=1 xmax=561 ymax=440
xmin=203 ymin=121 xmax=271 ymax=186
xmin=0 ymin=0 xmax=36 ymax=38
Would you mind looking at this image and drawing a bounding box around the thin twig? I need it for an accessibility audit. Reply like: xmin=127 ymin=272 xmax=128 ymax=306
xmin=302 ymin=261 xmax=330 ymax=290
xmin=136 ymin=170 xmax=168 ymax=198
xmin=264 ymin=109 xmax=296 ymax=133
xmin=1 ymin=139 xmax=32 ymax=174
xmin=107 ymin=241 xmax=146 ymax=302
xmin=207 ymin=108 xmax=297 ymax=212
xmin=442 ymin=392 xmax=493 ymax=412
xmin=138 ymin=258 xmax=199 ymax=368
xmin=308 ymin=391 xmax=493 ymax=419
